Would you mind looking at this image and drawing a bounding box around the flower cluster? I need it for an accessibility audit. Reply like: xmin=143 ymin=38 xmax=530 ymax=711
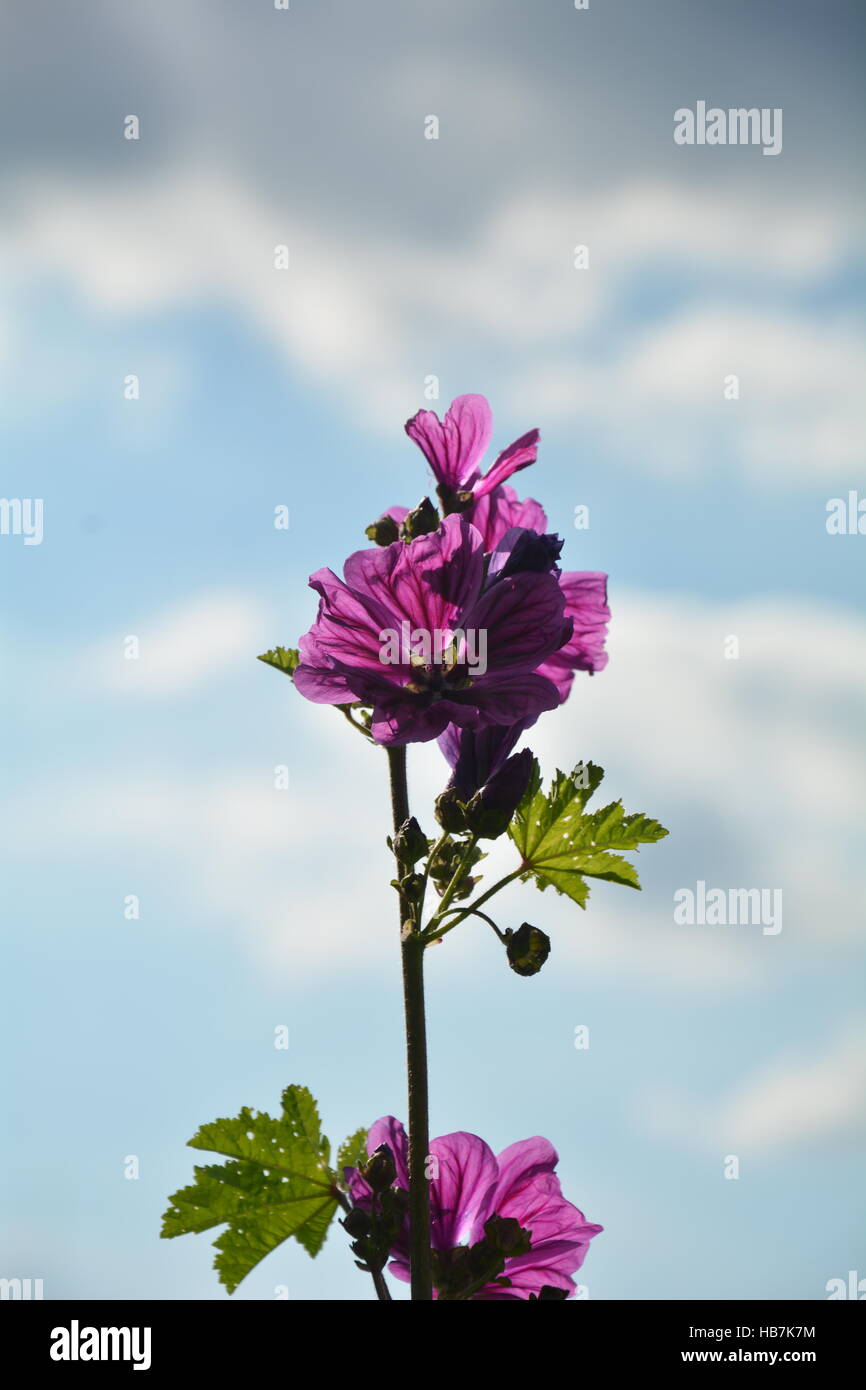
xmin=294 ymin=392 xmax=610 ymax=789
xmin=280 ymin=393 xmax=615 ymax=1300
xmin=346 ymin=1117 xmax=602 ymax=1301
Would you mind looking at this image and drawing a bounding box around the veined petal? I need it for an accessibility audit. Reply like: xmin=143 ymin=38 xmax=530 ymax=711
xmin=461 ymin=570 xmax=572 ymax=674
xmin=369 ymin=696 xmax=477 ymax=747
xmin=298 ymin=566 xmax=395 ymax=674
xmin=405 ymin=394 xmax=493 ymax=490
xmin=473 ymin=428 xmax=540 ymax=497
xmin=458 ymin=672 xmax=561 ymax=724
xmin=490 ymin=1136 xmax=559 ymax=1209
xmin=536 ymin=571 xmax=610 ymax=698
xmin=497 ymin=1173 xmax=603 ymax=1266
xmin=291 ymin=662 xmax=354 ymax=705
xmin=428 ymin=1131 xmax=499 ymax=1250
xmin=346 ymin=514 xmax=484 ymax=637
xmin=470 ymin=484 xmax=548 ymax=552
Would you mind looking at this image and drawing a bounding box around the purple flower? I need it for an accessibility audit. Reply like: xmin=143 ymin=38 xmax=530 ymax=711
xmin=405 ymin=394 xmax=539 ymax=499
xmin=403 ymin=394 xmax=610 ymax=692
xmin=345 ymin=1117 xmax=602 ymax=1300
xmin=293 ymin=515 xmax=572 ymax=745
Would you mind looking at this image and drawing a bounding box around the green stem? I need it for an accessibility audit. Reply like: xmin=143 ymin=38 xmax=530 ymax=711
xmin=417 ymin=830 xmax=450 ymax=917
xmin=371 ymin=1265 xmax=393 ymax=1302
xmin=424 ymin=867 xmax=525 ymax=944
xmin=387 ymin=747 xmax=433 ymax=1301
xmin=441 ymin=905 xmax=507 ymax=943
xmin=338 ymin=704 xmax=374 ymax=741
xmin=425 ymin=834 xmax=479 ymax=929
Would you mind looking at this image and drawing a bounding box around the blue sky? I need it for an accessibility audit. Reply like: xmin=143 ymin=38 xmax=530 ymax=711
xmin=1 ymin=0 xmax=864 ymax=1301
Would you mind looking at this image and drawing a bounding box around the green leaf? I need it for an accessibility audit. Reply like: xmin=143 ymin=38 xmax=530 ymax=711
xmin=509 ymin=759 xmax=668 ymax=908
xmin=336 ymin=1127 xmax=369 ymax=1178
xmin=161 ymin=1085 xmax=340 ymax=1293
xmin=257 ymin=646 xmax=300 ymax=676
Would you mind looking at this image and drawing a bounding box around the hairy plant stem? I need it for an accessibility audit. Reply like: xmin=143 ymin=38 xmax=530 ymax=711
xmin=387 ymin=746 xmax=433 ymax=1301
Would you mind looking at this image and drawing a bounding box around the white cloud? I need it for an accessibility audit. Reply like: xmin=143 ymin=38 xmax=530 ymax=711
xmin=0 ymin=711 xmax=395 ymax=977
xmin=530 ymin=590 xmax=866 ymax=945
xmin=3 ymin=172 xmax=863 ymax=480
xmin=638 ymin=1019 xmax=866 ymax=1152
xmin=84 ymin=590 xmax=273 ymax=696
xmin=523 ymin=308 xmax=866 ymax=481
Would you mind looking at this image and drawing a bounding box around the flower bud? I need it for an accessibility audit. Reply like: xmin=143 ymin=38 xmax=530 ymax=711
xmin=491 ymin=529 xmax=564 ymax=580
xmin=342 ymin=1207 xmax=372 ymax=1238
xmin=364 ymin=514 xmax=400 ymax=546
xmin=403 ymin=496 xmax=440 ymax=539
xmin=464 ymin=748 xmax=533 ymax=839
xmin=506 ymin=922 xmax=551 ymax=976
xmin=392 ymin=816 xmax=429 ymax=865
xmin=434 ymin=787 xmax=468 ymax=833
xmin=361 ymin=1144 xmax=397 ymax=1193
xmin=397 ymin=871 xmax=425 ymax=904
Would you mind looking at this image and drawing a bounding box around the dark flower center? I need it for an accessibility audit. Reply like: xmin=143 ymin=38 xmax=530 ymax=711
xmin=404 ymin=654 xmax=473 ymax=700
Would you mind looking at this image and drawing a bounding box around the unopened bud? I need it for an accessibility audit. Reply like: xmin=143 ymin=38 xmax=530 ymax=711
xmin=393 ymin=816 xmax=429 ymax=865
xmin=342 ymin=1207 xmax=372 ymax=1238
xmin=464 ymin=749 xmax=533 ymax=839
xmin=435 ymin=787 xmax=468 ymax=833
xmin=403 ymin=496 xmax=439 ymax=539
xmin=362 ymin=1144 xmax=397 ymax=1193
xmin=505 ymin=922 xmax=551 ymax=977
xmin=365 ymin=514 xmax=400 ymax=546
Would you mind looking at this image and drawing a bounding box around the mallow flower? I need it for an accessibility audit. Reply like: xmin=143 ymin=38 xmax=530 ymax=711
xmin=404 ymin=394 xmax=610 ymax=686
xmin=345 ymin=1117 xmax=602 ymax=1300
xmin=401 ymin=394 xmax=547 ymax=553
xmin=293 ymin=514 xmax=573 ymax=745
xmin=405 ymin=392 xmax=539 ymax=502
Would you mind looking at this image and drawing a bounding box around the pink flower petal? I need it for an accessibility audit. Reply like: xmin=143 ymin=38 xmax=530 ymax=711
xmin=405 ymin=394 xmax=493 ymax=490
